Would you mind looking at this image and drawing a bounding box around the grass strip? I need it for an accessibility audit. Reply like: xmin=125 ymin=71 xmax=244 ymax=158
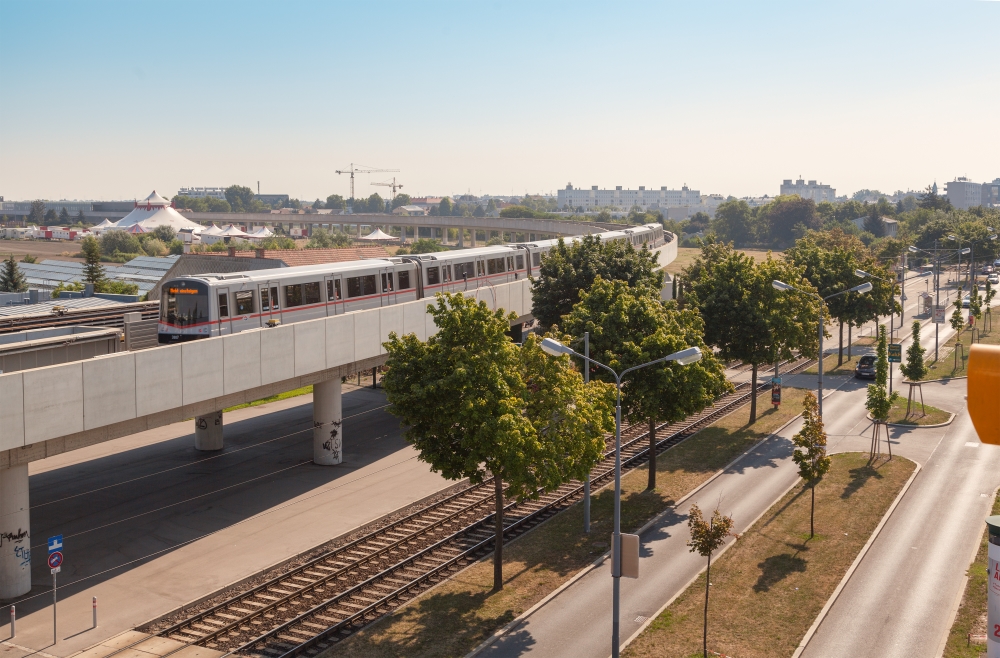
xmin=223 ymin=379 xmax=378 ymax=413
xmin=323 ymin=388 xmax=809 ymax=658
xmin=623 ymin=452 xmax=915 ymax=658
xmin=884 ymin=395 xmax=952 ymax=425
xmin=924 ymin=318 xmax=999 ymax=380
xmin=943 ymin=490 xmax=1000 ymax=657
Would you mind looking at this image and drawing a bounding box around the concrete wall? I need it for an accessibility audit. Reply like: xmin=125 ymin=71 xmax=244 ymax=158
xmin=0 ymin=279 xmax=534 ymax=468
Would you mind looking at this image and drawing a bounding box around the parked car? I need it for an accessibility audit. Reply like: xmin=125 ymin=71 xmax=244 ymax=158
xmin=855 ymin=355 xmax=877 ymax=379
xmin=988 ymin=273 xmax=1000 ymax=285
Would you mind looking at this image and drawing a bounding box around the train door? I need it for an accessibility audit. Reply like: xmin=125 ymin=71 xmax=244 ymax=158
xmin=259 ymin=282 xmax=279 ymax=325
xmin=476 ymin=258 xmax=486 ymax=288
xmin=380 ymin=268 xmax=396 ymax=305
xmin=217 ymin=287 xmax=233 ymax=335
xmin=324 ymin=275 xmax=343 ymax=315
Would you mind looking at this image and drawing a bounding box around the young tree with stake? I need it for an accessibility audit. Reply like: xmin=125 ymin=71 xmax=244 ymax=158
xmin=791 ymin=392 xmax=831 ymax=538
xmin=950 ymin=299 xmax=966 ymax=370
xmin=381 ymin=293 xmax=613 ymax=591
xmin=688 ymin=504 xmax=735 ymax=658
xmin=900 ymin=320 xmax=928 ymax=415
xmin=865 ymin=324 xmax=897 ymax=459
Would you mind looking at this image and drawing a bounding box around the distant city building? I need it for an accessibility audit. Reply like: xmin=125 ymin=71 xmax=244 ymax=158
xmin=945 ymin=177 xmax=983 ymax=210
xmin=780 ymin=178 xmax=837 ymax=203
xmin=178 ymin=187 xmax=227 ymax=200
xmin=255 ymin=194 xmax=289 ymax=206
xmin=983 ymin=178 xmax=1000 ymax=208
xmin=557 ymin=184 xmax=701 ymax=212
xmin=408 ymin=197 xmax=445 ymax=211
xmin=392 ymin=205 xmax=428 ymax=216
xmin=851 ymin=216 xmax=898 ymax=237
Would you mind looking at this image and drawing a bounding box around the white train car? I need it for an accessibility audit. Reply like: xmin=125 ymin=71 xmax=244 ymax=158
xmin=157 ymin=225 xmax=666 ymax=343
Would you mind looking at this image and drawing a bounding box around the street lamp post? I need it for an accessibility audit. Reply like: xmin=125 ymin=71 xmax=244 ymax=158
xmin=772 ymin=280 xmax=872 ymax=418
xmin=855 ymin=268 xmax=898 ymax=393
xmin=909 ymin=244 xmax=969 ymax=361
xmin=540 ymin=337 xmax=702 ymax=658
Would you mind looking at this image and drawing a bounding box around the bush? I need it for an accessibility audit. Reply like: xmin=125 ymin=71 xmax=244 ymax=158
xmin=169 ymin=240 xmax=184 ymax=255
xmin=142 ymin=238 xmax=168 ymax=256
xmin=486 ymin=236 xmax=506 ymax=246
xmin=99 ymin=231 xmax=144 ymax=256
xmin=307 ymin=229 xmax=353 ymax=248
xmin=408 ymin=238 xmax=448 ymax=254
xmin=97 ymin=280 xmax=139 ymax=295
xmin=500 ymin=205 xmax=539 ymax=219
xmin=258 ymin=236 xmax=296 ymax=250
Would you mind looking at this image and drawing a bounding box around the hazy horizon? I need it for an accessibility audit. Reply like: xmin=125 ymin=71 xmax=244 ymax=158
xmin=2 ymin=0 xmax=997 ymax=203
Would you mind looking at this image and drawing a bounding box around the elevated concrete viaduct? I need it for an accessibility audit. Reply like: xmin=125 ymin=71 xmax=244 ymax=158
xmin=0 ymin=237 xmax=677 ymax=599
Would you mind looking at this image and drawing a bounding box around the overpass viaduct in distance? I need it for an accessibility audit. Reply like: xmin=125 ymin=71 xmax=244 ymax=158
xmin=0 ymin=237 xmax=678 ymax=599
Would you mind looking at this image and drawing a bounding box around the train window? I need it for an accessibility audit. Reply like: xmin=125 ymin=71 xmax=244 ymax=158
xmin=427 ymin=266 xmax=440 ymax=285
xmin=235 ymin=290 xmax=254 ymax=315
xmin=347 ymin=275 xmax=377 ymax=298
xmin=303 ymin=282 xmax=321 ymax=305
xmin=443 ymin=265 xmax=452 ymax=283
xmin=285 ymin=284 xmax=303 ymax=307
xmin=507 ymin=256 xmax=514 ymax=271
xmin=327 ymin=279 xmax=342 ymax=301
xmin=381 ymin=272 xmax=394 ymax=293
xmin=270 ymin=287 xmax=279 ymax=310
xmin=218 ymin=293 xmax=230 ymax=318
xmin=454 ymin=262 xmax=474 ymax=279
xmin=487 ymin=258 xmax=501 ymax=275
xmin=516 ymin=255 xmax=524 ymax=270
xmin=260 ymin=288 xmax=270 ymax=312
xmin=398 ymin=270 xmax=411 ymax=290
xmin=532 ymin=252 xmax=541 ymax=267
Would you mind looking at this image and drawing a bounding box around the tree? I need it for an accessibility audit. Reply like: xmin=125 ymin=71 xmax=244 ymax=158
xmin=99 ymin=280 xmax=139 ymax=295
xmin=142 ymin=238 xmax=168 ymax=256
xmin=80 ymin=236 xmax=105 ymax=286
xmin=28 ymin=200 xmax=45 ymax=224
xmin=307 ymin=228 xmax=353 ymax=248
xmin=791 ymin=391 xmax=830 ymax=538
xmin=863 ymin=213 xmax=885 ymax=238
xmin=20 ymin=254 xmax=37 ymax=263
xmin=761 ymin=196 xmax=821 ymax=247
xmin=75 ymin=210 xmax=86 ymax=225
xmin=58 ymin=207 xmax=70 ymax=224
xmin=365 ymin=193 xmax=385 ymax=214
xmin=984 ymin=279 xmax=996 ymax=332
xmin=44 ymin=209 xmax=58 ymax=224
xmin=0 ymin=254 xmax=28 ymax=292
xmin=311 ymin=198 xmax=324 ymax=210
xmin=710 ymin=199 xmax=755 ymax=246
xmin=99 ymin=231 xmax=144 ymax=256
xmin=382 ymin=294 xmax=613 ymax=591
xmin=918 ymin=184 xmax=951 ymax=211
xmin=225 ymin=185 xmax=257 ymax=212
xmin=900 ymin=320 xmax=927 ymax=415
xmin=688 ymin=243 xmax=820 ymax=423
xmin=687 ymin=503 xmax=734 ymax=658
xmin=391 ymin=193 xmax=412 ymax=210
xmin=325 ymin=194 xmax=346 ymax=211
xmin=151 ymin=225 xmax=176 ymax=243
xmin=438 ymin=197 xmax=453 ymax=217
xmin=407 ymin=238 xmax=448 ymax=254
xmin=950 ymin=297 xmax=965 ymax=368
xmin=530 ymin=234 xmax=663 ymax=330
xmin=499 ymin=205 xmax=539 ymax=219
xmin=687 ymin=212 xmax=711 ymax=234
xmin=562 ymin=278 xmax=730 ymax=489
xmin=865 ymin=324 xmax=896 ymax=459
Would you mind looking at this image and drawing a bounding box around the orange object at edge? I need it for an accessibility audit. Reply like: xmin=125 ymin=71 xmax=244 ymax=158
xmin=967 ymin=344 xmax=1000 ymax=445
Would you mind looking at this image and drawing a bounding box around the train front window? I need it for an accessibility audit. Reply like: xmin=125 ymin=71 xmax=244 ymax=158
xmin=161 ymin=282 xmax=209 ymax=327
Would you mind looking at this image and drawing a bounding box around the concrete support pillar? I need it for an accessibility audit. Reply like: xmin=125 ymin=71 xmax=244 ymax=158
xmin=0 ymin=464 xmax=31 ymax=599
xmin=458 ymin=228 xmax=465 ymax=248
xmin=470 ymin=230 xmax=477 ymax=247
xmin=399 ymin=227 xmax=406 ymax=245
xmin=313 ymin=378 xmax=343 ymax=465
xmin=194 ymin=411 xmax=223 ymax=451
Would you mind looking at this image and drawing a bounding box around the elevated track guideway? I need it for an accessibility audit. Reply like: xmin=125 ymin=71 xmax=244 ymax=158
xmin=113 ymin=356 xmax=813 ymax=658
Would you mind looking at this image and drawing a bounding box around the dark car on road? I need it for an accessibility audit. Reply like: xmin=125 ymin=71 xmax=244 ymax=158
xmin=855 ymin=355 xmax=876 ymax=379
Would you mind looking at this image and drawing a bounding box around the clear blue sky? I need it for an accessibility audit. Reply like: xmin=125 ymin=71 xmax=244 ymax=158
xmin=1 ymin=0 xmax=997 ymax=202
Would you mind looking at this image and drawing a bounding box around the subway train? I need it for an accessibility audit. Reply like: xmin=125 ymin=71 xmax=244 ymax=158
xmin=157 ymin=223 xmax=666 ymax=342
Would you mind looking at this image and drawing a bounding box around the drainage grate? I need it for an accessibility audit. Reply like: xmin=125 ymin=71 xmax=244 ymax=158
xmin=634 ymin=615 xmax=648 ymax=624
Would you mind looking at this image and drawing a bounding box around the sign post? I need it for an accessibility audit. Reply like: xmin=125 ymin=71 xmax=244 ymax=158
xmin=888 ymin=344 xmax=902 ymax=395
xmin=933 ymin=305 xmax=947 ymax=324
xmin=47 ymin=535 xmax=62 ymax=645
xmin=988 ymin=515 xmax=1000 ymax=658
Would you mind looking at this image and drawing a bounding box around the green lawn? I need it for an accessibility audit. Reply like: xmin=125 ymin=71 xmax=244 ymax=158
xmin=924 ymin=312 xmax=999 ymax=379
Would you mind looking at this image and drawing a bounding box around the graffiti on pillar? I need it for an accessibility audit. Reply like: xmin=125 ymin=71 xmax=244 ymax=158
xmin=2 ymin=528 xmax=31 ymax=568
xmin=320 ymin=418 xmax=343 ymax=462
xmin=214 ymin=413 xmax=222 ymax=426
xmin=196 ymin=418 xmax=208 ymax=430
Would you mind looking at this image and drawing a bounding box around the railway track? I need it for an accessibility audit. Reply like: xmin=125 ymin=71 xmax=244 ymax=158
xmin=0 ymin=301 xmax=159 ymax=334
xmin=128 ymin=356 xmax=811 ymax=658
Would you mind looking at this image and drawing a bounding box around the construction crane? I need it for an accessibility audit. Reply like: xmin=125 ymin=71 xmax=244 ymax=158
xmin=335 ymin=163 xmax=399 ymax=203
xmin=370 ymin=177 xmax=404 ymax=202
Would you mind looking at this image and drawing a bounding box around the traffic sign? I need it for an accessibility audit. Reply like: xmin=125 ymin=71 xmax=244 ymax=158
xmin=933 ymin=305 xmax=947 ymax=324
xmin=47 ymin=535 xmax=62 ymax=553
xmin=47 ymin=552 xmax=63 ymax=569
xmin=889 ymin=344 xmax=902 ymax=363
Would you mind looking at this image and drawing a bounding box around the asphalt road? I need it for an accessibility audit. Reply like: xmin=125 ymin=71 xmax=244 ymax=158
xmin=2 ymin=385 xmax=451 ymax=657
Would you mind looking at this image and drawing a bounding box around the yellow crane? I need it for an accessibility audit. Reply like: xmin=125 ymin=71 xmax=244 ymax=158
xmin=335 ymin=164 xmax=399 ymax=204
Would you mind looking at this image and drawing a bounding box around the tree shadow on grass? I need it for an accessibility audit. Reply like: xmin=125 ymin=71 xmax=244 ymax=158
xmin=753 ymin=553 xmax=808 ymax=593
xmin=841 ymin=462 xmax=886 ymax=499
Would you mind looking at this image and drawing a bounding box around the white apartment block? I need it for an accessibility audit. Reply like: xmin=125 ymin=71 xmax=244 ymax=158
xmin=780 ymin=178 xmax=837 ymax=203
xmin=178 ymin=186 xmax=227 ymax=200
xmin=945 ymin=177 xmax=983 ymax=210
xmin=558 ymin=184 xmax=701 ymax=211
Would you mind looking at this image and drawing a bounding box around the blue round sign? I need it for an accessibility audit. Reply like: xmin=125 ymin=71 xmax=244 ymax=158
xmin=47 ymin=551 xmax=63 ymax=569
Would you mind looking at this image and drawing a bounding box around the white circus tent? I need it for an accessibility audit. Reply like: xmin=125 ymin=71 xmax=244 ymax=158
xmin=360 ymin=227 xmax=395 ymax=241
xmin=249 ymin=226 xmax=274 ymax=238
xmin=200 ymin=223 xmax=225 ymax=236
xmin=113 ymin=191 xmax=205 ymax=233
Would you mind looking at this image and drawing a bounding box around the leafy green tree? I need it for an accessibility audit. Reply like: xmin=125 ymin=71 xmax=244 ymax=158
xmin=258 ymin=236 xmax=297 ymax=250
xmin=499 ymin=205 xmax=539 ymax=219
xmin=307 ymin=228 xmax=353 ymax=248
xmin=710 ymin=199 xmax=755 ymax=246
xmin=407 ymin=238 xmax=448 ymax=254
xmin=142 ymin=238 xmax=168 ymax=256
xmin=44 ymin=209 xmax=58 ymax=224
xmin=325 ymin=194 xmax=346 ymax=210
xmin=382 ymin=294 xmax=613 ymax=591
xmin=900 ymin=320 xmax=927 ymax=382
xmin=99 ymin=231 xmax=144 ymax=256
xmin=225 ymin=185 xmax=257 ymax=212
xmin=761 ymin=196 xmax=822 ymax=247
xmin=390 ymin=193 xmax=412 ymax=210
xmin=151 ymin=225 xmax=176 ymax=243
xmin=52 ymin=280 xmax=85 ymax=298
xmin=486 ymin=236 xmax=505 ymax=246
xmin=562 ymin=279 xmax=730 ymax=489
xmin=687 ymin=211 xmax=711 ymax=234
xmin=688 ymin=243 xmax=820 ymax=423
xmin=866 ymin=324 xmax=896 ymax=423
xmin=366 ymin=193 xmax=385 ymax=213
xmin=918 ymin=184 xmax=951 ymax=211
xmin=473 ymin=204 xmax=486 ymax=217
xmin=438 ymin=197 xmax=453 ymax=216
xmin=0 ymin=254 xmax=28 ymax=292
xmin=984 ymin=279 xmax=995 ymax=331
xmin=28 ymin=200 xmax=45 ymax=224
xmin=20 ymin=254 xmax=37 ymax=264
xmin=59 ymin=207 xmax=70 ymax=224
xmin=792 ymin=391 xmax=831 ymax=538
xmin=169 ymin=240 xmax=185 ymax=255
xmin=311 ymin=198 xmax=324 ymax=210
xmin=531 ymin=234 xmax=663 ymax=329
xmin=99 ymin=280 xmax=139 ymax=295
xmin=80 ymin=236 xmax=105 ymax=285
xmin=687 ymin=503 xmax=735 ymax=658
xmin=863 ymin=212 xmax=885 ymax=238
